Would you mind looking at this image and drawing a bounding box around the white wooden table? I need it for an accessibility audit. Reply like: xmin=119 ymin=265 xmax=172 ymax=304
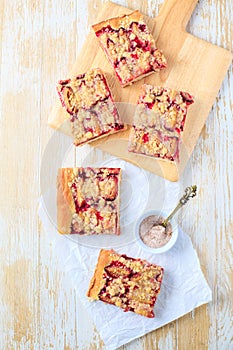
xmin=0 ymin=0 xmax=232 ymax=349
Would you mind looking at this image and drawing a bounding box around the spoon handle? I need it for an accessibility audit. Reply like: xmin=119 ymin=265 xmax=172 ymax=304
xmin=162 ymin=185 xmax=197 ymax=227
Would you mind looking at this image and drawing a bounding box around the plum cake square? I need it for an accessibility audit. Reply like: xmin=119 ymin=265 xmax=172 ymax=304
xmin=57 ymin=68 xmax=124 ymax=146
xmin=92 ymin=11 xmax=167 ymax=87
xmin=87 ymin=249 xmax=164 ymax=318
xmin=57 ymin=167 xmax=121 ymax=235
xmin=128 ymin=85 xmax=194 ymax=161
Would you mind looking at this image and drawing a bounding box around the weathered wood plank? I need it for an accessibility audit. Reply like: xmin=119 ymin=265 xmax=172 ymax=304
xmin=0 ymin=0 xmax=43 ymax=348
xmin=38 ymin=1 xmax=78 ymax=349
xmin=178 ymin=1 xmax=233 ymax=350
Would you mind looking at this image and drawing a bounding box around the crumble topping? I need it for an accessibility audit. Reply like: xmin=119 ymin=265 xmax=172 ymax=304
xmin=129 ymin=127 xmax=179 ymax=160
xmin=57 ymin=68 xmax=124 ymax=146
xmin=70 ymin=97 xmax=124 ymax=146
xmin=57 ymin=68 xmax=110 ymax=114
xmin=93 ymin=11 xmax=167 ymax=86
xmin=88 ymin=249 xmax=164 ymax=318
xmin=128 ymin=85 xmax=194 ymax=161
xmin=61 ymin=168 xmax=121 ymax=235
xmin=136 ymin=85 xmax=194 ymax=132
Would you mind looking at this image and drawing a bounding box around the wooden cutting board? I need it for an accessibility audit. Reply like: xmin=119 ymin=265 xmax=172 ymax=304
xmin=48 ymin=0 xmax=232 ymax=181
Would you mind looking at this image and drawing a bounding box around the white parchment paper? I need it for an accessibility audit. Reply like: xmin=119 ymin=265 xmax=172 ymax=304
xmin=39 ymin=159 xmax=212 ymax=350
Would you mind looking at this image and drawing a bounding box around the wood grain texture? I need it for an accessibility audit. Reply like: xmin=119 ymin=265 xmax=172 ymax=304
xmin=0 ymin=0 xmax=232 ymax=350
xmin=48 ymin=0 xmax=232 ymax=181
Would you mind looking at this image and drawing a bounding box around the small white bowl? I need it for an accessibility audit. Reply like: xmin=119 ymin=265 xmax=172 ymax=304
xmin=135 ymin=210 xmax=179 ymax=254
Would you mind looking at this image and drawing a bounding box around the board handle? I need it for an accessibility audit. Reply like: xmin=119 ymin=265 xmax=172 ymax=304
xmin=157 ymin=0 xmax=198 ymax=31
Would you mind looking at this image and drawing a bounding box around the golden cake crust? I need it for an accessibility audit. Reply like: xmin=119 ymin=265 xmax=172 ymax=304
xmin=57 ymin=168 xmax=74 ymax=234
xmin=87 ymin=249 xmax=114 ymax=299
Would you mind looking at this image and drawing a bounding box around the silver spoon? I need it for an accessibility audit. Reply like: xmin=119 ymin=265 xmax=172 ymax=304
xmin=160 ymin=185 xmax=197 ymax=228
